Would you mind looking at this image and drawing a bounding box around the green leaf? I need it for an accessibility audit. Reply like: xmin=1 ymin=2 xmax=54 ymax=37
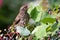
xmin=30 ymin=7 xmax=39 ymax=20
xmin=41 ymin=17 xmax=56 ymax=24
xmin=46 ymin=25 xmax=52 ymax=32
xmin=46 ymin=23 xmax=58 ymax=32
xmin=51 ymin=23 xmax=58 ymax=32
xmin=33 ymin=24 xmax=50 ymax=39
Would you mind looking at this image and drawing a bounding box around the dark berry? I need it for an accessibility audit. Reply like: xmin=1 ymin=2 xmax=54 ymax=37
xmin=59 ymin=27 xmax=60 ymax=30
xmin=58 ymin=7 xmax=60 ymax=10
xmin=38 ymin=38 xmax=40 ymax=40
xmin=46 ymin=23 xmax=48 ymax=25
xmin=58 ymin=32 xmax=60 ymax=35
xmin=48 ymin=9 xmax=52 ymax=15
xmin=57 ymin=7 xmax=60 ymax=13
xmin=34 ymin=25 xmax=36 ymax=27
xmin=48 ymin=9 xmax=52 ymax=11
xmin=55 ymin=31 xmax=58 ymax=35
xmin=55 ymin=37 xmax=58 ymax=40
xmin=56 ymin=19 xmax=58 ymax=24
xmin=57 ymin=11 xmax=60 ymax=13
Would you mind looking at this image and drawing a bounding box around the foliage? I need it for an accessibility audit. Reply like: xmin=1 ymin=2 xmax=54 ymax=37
xmin=27 ymin=2 xmax=60 ymax=39
xmin=0 ymin=0 xmax=60 ymax=40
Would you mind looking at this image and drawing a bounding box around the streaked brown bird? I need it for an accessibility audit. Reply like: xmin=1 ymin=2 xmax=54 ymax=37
xmin=13 ymin=4 xmax=30 ymax=27
xmin=9 ymin=4 xmax=34 ymax=40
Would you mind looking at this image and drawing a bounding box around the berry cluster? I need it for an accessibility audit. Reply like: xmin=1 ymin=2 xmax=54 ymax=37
xmin=48 ymin=7 xmax=60 ymax=15
xmin=45 ymin=27 xmax=60 ymax=40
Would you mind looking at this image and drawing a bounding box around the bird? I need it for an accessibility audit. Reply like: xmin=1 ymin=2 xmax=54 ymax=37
xmin=13 ymin=4 xmax=30 ymax=27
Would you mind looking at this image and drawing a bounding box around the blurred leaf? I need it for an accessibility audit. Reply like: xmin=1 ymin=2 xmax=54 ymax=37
xmin=51 ymin=23 xmax=58 ymax=32
xmin=30 ymin=7 xmax=39 ymax=20
xmin=46 ymin=25 xmax=52 ymax=32
xmin=34 ymin=24 xmax=50 ymax=38
xmin=41 ymin=17 xmax=56 ymax=24
xmin=46 ymin=23 xmax=58 ymax=32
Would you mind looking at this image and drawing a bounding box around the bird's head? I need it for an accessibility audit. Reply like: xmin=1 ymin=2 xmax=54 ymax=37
xmin=19 ymin=4 xmax=29 ymax=18
xmin=20 ymin=4 xmax=28 ymax=12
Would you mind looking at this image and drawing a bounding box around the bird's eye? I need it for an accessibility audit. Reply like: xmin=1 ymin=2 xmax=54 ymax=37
xmin=24 ymin=5 xmax=28 ymax=8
